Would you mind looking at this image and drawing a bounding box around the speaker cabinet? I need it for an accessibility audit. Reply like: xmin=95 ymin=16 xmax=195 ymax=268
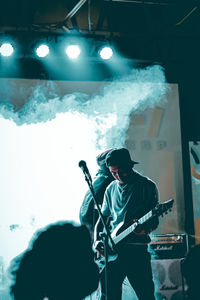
xmin=151 ymin=259 xmax=185 ymax=300
xmin=122 ymin=259 xmax=186 ymax=300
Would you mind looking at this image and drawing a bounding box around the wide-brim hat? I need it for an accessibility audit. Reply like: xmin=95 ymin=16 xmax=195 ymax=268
xmin=105 ymin=148 xmax=139 ymax=168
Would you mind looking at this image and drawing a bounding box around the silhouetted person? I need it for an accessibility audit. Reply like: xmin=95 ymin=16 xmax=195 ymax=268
xmin=9 ymin=221 xmax=99 ymax=300
xmin=79 ymin=149 xmax=114 ymax=236
xmin=182 ymin=244 xmax=200 ymax=300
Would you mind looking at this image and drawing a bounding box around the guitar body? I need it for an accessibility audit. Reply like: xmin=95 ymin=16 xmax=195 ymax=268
xmin=95 ymin=199 xmax=174 ymax=273
xmin=96 ymin=220 xmax=139 ymax=273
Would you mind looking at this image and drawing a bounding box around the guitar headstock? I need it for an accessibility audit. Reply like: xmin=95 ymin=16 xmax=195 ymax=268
xmin=153 ymin=199 xmax=174 ymax=218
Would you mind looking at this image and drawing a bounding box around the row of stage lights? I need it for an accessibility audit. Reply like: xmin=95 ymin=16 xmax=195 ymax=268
xmin=0 ymin=42 xmax=114 ymax=60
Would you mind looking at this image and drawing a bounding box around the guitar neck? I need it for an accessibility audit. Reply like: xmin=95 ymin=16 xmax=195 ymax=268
xmin=113 ymin=210 xmax=153 ymax=245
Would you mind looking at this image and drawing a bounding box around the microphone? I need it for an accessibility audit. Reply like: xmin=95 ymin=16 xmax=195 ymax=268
xmin=78 ymin=160 xmax=92 ymax=183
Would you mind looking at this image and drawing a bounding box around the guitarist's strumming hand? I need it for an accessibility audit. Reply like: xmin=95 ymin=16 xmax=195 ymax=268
xmin=93 ymin=240 xmax=105 ymax=256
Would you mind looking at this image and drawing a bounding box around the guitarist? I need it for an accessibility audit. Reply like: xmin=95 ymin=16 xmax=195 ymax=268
xmin=94 ymin=148 xmax=159 ymax=300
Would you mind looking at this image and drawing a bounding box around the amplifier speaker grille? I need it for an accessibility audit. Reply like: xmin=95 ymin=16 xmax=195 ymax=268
xmin=151 ymin=259 xmax=185 ymax=300
xmin=122 ymin=259 xmax=186 ymax=300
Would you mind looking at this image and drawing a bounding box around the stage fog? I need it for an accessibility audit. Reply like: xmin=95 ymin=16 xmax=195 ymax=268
xmin=0 ymin=65 xmax=184 ymax=270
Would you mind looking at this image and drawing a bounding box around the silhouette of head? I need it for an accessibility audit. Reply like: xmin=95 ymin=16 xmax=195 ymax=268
xmin=9 ymin=221 xmax=99 ymax=300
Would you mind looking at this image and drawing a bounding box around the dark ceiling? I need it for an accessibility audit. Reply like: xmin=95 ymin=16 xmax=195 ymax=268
xmin=0 ymin=0 xmax=199 ymax=62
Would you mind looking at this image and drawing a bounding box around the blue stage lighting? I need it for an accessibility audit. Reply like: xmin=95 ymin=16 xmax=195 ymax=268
xmin=36 ymin=44 xmax=49 ymax=58
xmin=99 ymin=46 xmax=113 ymax=60
xmin=65 ymin=45 xmax=81 ymax=59
xmin=0 ymin=43 xmax=14 ymax=57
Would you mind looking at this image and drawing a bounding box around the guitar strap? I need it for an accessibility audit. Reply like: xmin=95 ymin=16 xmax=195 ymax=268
xmin=124 ymin=173 xmax=144 ymax=224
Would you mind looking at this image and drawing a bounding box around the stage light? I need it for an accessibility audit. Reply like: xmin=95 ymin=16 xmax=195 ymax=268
xmin=0 ymin=43 xmax=14 ymax=57
xmin=99 ymin=46 xmax=113 ymax=60
xmin=36 ymin=44 xmax=49 ymax=58
xmin=65 ymin=45 xmax=81 ymax=59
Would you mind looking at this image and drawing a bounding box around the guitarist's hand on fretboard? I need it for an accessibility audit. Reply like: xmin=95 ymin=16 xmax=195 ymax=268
xmin=133 ymin=221 xmax=147 ymax=235
xmin=134 ymin=227 xmax=146 ymax=235
xmin=133 ymin=220 xmax=156 ymax=235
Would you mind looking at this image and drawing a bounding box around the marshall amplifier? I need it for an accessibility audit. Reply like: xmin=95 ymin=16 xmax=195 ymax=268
xmin=151 ymin=258 xmax=186 ymax=300
xmin=122 ymin=259 xmax=187 ymax=300
xmin=149 ymin=234 xmax=189 ymax=260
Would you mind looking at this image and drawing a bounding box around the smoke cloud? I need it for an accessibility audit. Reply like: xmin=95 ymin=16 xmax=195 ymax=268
xmin=0 ymin=65 xmax=168 ymax=148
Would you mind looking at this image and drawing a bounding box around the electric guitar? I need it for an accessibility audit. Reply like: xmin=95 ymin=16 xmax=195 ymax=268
xmin=95 ymin=199 xmax=174 ymax=272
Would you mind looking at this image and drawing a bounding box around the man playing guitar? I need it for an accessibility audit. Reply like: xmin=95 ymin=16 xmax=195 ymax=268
xmin=94 ymin=148 xmax=159 ymax=300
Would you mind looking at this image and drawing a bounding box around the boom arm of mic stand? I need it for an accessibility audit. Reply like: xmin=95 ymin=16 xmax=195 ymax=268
xmin=84 ymin=175 xmax=115 ymax=250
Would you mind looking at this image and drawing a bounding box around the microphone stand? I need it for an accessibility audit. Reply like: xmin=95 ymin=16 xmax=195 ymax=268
xmin=81 ymin=170 xmax=115 ymax=300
